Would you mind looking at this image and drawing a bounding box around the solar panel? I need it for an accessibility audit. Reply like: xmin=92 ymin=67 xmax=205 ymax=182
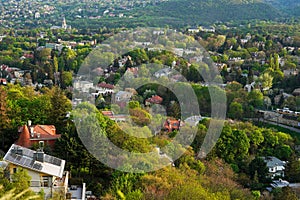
xmin=53 ymin=158 xmax=62 ymax=166
xmin=22 ymin=148 xmax=34 ymax=157
xmin=32 ymin=163 xmax=43 ymax=171
xmin=9 ymin=153 xmax=17 ymax=159
xmin=44 ymin=155 xmax=62 ymax=166
xmin=24 ymin=159 xmax=32 ymax=168
xmin=20 ymin=157 xmax=26 ymax=165
xmin=15 ymin=155 xmax=22 ymax=161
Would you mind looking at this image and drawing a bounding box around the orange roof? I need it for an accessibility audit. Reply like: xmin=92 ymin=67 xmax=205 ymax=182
xmin=127 ymin=67 xmax=139 ymax=76
xmin=33 ymin=125 xmax=56 ymax=136
xmin=16 ymin=125 xmax=60 ymax=148
xmin=102 ymin=111 xmax=114 ymax=117
xmin=146 ymin=95 xmax=163 ymax=104
xmin=163 ymin=119 xmax=181 ymax=132
xmin=16 ymin=125 xmax=31 ymax=148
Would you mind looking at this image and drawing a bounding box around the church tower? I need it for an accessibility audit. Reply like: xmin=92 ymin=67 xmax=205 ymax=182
xmin=62 ymin=17 xmax=67 ymax=29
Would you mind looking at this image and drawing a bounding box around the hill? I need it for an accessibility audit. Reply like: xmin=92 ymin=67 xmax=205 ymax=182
xmin=76 ymin=0 xmax=284 ymax=29
xmin=128 ymin=0 xmax=284 ymax=26
xmin=263 ymin=0 xmax=300 ymax=16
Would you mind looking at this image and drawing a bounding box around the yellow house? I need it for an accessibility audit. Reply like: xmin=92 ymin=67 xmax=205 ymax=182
xmin=3 ymin=144 xmax=68 ymax=199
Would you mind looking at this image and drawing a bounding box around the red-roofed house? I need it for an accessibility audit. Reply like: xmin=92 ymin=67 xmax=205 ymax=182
xmin=101 ymin=111 xmax=114 ymax=117
xmin=16 ymin=123 xmax=60 ymax=148
xmin=93 ymin=82 xmax=114 ymax=96
xmin=145 ymin=95 xmax=163 ymax=105
xmin=163 ymin=119 xmax=181 ymax=132
xmin=0 ymin=78 xmax=7 ymax=85
xmin=127 ymin=67 xmax=139 ymax=77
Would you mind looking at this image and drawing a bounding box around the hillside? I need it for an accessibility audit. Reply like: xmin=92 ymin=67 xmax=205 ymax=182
xmin=74 ymin=0 xmax=284 ymax=29
xmin=263 ymin=0 xmax=300 ymax=17
xmin=130 ymin=0 xmax=283 ymax=26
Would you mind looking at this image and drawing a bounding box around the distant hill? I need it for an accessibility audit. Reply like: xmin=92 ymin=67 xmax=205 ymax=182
xmin=263 ymin=0 xmax=300 ymax=16
xmin=69 ymin=0 xmax=299 ymax=29
xmin=128 ymin=0 xmax=283 ymax=26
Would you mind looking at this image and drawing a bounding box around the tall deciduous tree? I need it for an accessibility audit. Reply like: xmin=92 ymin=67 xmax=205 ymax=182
xmin=0 ymin=86 xmax=10 ymax=149
xmin=47 ymin=87 xmax=72 ymax=133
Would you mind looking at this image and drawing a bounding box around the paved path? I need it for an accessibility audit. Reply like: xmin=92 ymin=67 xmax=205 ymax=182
xmin=289 ymin=183 xmax=300 ymax=188
xmin=259 ymin=119 xmax=300 ymax=133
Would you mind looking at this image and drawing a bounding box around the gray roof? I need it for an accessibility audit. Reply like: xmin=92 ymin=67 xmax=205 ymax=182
xmin=3 ymin=144 xmax=65 ymax=178
xmin=262 ymin=156 xmax=286 ymax=168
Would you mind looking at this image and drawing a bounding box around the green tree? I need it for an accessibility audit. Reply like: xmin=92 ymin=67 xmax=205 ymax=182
xmin=61 ymin=71 xmax=73 ymax=88
xmin=248 ymin=157 xmax=268 ymax=183
xmin=247 ymin=90 xmax=263 ymax=108
xmin=0 ymin=86 xmax=10 ymax=149
xmin=228 ymin=101 xmax=243 ymax=120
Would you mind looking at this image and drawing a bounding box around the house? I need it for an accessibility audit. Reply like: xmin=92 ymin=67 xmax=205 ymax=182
xmin=93 ymin=82 xmax=114 ymax=96
xmin=45 ymin=43 xmax=64 ymax=52
xmin=152 ymin=30 xmax=165 ymax=35
xmin=200 ymin=26 xmax=215 ymax=33
xmin=244 ymin=82 xmax=256 ymax=93
xmin=270 ymin=179 xmax=289 ymax=188
xmin=185 ymin=115 xmax=202 ymax=127
xmin=145 ymin=95 xmax=163 ymax=105
xmin=92 ymin=67 xmax=104 ymax=76
xmin=263 ymin=156 xmax=286 ymax=179
xmin=187 ymin=27 xmax=199 ymax=33
xmin=101 ymin=111 xmax=114 ymax=118
xmin=283 ymin=69 xmax=297 ymax=77
xmin=113 ymin=91 xmax=133 ymax=108
xmin=274 ymin=93 xmax=293 ymax=105
xmin=72 ymin=98 xmax=82 ymax=107
xmin=67 ymin=183 xmax=87 ymax=200
xmin=16 ymin=122 xmax=61 ymax=149
xmin=0 ymin=78 xmax=7 ymax=85
xmin=292 ymin=88 xmax=300 ymax=96
xmin=73 ymin=80 xmax=94 ymax=93
xmin=127 ymin=67 xmax=139 ymax=77
xmin=3 ymin=144 xmax=67 ymax=199
xmin=101 ymin=111 xmax=127 ymax=122
xmin=163 ymin=119 xmax=182 ymax=132
xmin=154 ymin=68 xmax=172 ymax=78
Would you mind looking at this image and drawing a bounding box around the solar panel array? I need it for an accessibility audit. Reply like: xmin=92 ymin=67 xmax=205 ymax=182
xmin=44 ymin=154 xmax=62 ymax=166
xmin=5 ymin=152 xmax=37 ymax=170
xmin=5 ymin=146 xmax=62 ymax=172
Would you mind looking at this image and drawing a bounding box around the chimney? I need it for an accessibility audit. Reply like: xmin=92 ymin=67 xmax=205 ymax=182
xmin=35 ymin=151 xmax=44 ymax=162
xmin=30 ymin=127 xmax=34 ymax=138
xmin=28 ymin=120 xmax=32 ymax=126
xmin=39 ymin=141 xmax=44 ymax=152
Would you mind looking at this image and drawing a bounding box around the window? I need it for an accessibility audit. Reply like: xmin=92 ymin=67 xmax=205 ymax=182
xmin=42 ymin=176 xmax=51 ymax=187
xmin=13 ymin=168 xmax=17 ymax=173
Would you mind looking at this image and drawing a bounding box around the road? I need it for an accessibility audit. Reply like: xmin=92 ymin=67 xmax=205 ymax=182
xmin=259 ymin=119 xmax=300 ymax=133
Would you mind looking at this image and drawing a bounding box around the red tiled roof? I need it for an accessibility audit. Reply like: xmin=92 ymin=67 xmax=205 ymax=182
xmin=163 ymin=119 xmax=181 ymax=132
xmin=16 ymin=125 xmax=31 ymax=148
xmin=98 ymin=82 xmax=114 ymax=89
xmin=146 ymin=95 xmax=163 ymax=104
xmin=16 ymin=125 xmax=60 ymax=148
xmin=127 ymin=67 xmax=139 ymax=76
xmin=23 ymin=53 xmax=34 ymax=59
xmin=102 ymin=111 xmax=114 ymax=117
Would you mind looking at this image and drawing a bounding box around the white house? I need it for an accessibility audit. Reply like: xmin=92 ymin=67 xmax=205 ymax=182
xmin=263 ymin=156 xmax=286 ymax=179
xmin=187 ymin=28 xmax=199 ymax=33
xmin=73 ymin=80 xmax=94 ymax=93
xmin=3 ymin=144 xmax=67 ymax=199
xmin=244 ymin=82 xmax=256 ymax=93
xmin=154 ymin=68 xmax=172 ymax=78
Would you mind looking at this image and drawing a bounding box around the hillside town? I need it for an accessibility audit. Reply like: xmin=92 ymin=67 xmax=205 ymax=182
xmin=1 ymin=0 xmax=300 ymax=199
